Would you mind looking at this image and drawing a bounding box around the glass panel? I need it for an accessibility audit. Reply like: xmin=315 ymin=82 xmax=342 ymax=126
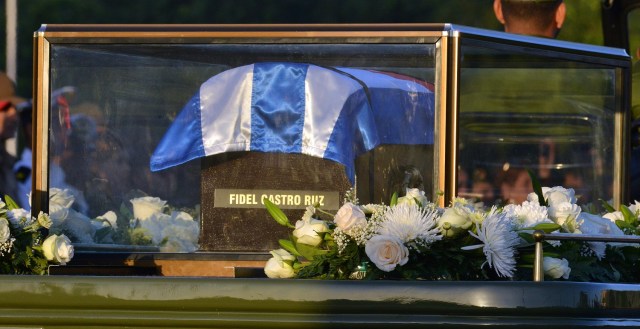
xmin=457 ymin=42 xmax=617 ymax=206
xmin=47 ymin=42 xmax=437 ymax=252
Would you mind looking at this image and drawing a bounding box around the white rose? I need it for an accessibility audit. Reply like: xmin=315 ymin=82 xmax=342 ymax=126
xmin=97 ymin=211 xmax=118 ymax=229
xmin=365 ymin=235 xmax=409 ymax=272
xmin=159 ymin=211 xmax=200 ymax=252
xmin=437 ymin=206 xmax=473 ymax=237
xmin=526 ymin=192 xmax=540 ymax=204
xmin=292 ymin=217 xmax=330 ymax=247
xmin=264 ymin=249 xmax=296 ymax=278
xmin=42 ymin=234 xmax=74 ymax=265
xmin=577 ymin=212 xmax=627 ymax=258
xmin=628 ymin=201 xmax=640 ymax=216
xmin=49 ymin=208 xmax=96 ymax=244
xmin=130 ymin=196 xmax=167 ymax=220
xmin=138 ymin=212 xmax=169 ymax=245
xmin=0 ymin=218 xmax=10 ymax=244
xmin=579 ymin=212 xmax=625 ymax=236
xmin=543 ymin=257 xmax=571 ymax=279
xmin=397 ymin=188 xmax=429 ymax=207
xmin=361 ymin=204 xmax=385 ymax=215
xmin=49 ymin=206 xmax=70 ymax=224
xmin=49 ymin=188 xmax=75 ymax=211
xmin=603 ymin=211 xmax=624 ymax=223
xmin=334 ymin=203 xmax=366 ymax=232
xmin=543 ymin=186 xmax=577 ymax=207
xmin=6 ymin=208 xmax=30 ymax=227
xmin=548 ymin=201 xmax=581 ymax=231
xmin=301 ymin=205 xmax=315 ymax=221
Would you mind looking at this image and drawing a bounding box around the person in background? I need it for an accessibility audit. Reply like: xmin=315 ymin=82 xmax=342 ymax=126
xmin=0 ymin=72 xmax=25 ymax=202
xmin=12 ymin=100 xmax=33 ymax=208
xmin=498 ymin=165 xmax=532 ymax=205
xmin=493 ymin=0 xmax=566 ymax=38
xmin=0 ymin=100 xmax=19 ymax=201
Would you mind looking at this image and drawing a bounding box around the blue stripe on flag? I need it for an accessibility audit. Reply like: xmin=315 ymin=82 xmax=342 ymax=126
xmin=250 ymin=62 xmax=308 ymax=153
xmin=324 ymin=88 xmax=378 ymax=181
xmin=336 ymin=67 xmax=434 ymax=145
xmin=150 ymin=94 xmax=205 ymax=171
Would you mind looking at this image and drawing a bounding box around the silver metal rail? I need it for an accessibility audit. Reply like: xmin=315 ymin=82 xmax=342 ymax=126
xmin=532 ymin=230 xmax=640 ymax=281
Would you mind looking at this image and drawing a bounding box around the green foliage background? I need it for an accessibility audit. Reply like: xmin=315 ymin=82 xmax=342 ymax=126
xmin=0 ymin=0 xmax=608 ymax=98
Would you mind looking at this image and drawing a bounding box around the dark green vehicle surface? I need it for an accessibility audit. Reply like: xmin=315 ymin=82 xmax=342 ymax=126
xmin=0 ymin=276 xmax=639 ymax=328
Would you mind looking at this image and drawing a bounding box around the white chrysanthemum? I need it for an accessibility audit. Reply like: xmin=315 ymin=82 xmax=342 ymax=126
xmin=502 ymin=201 xmax=551 ymax=229
xmin=462 ymin=207 xmax=520 ymax=278
xmin=377 ymin=203 xmax=441 ymax=247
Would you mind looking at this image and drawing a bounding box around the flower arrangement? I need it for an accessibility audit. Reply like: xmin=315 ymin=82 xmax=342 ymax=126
xmin=0 ymin=196 xmax=73 ymax=275
xmin=263 ymin=179 xmax=640 ymax=282
xmin=49 ymin=188 xmax=200 ymax=252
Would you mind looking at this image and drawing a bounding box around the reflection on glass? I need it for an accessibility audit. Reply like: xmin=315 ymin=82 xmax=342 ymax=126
xmin=46 ymin=43 xmax=437 ymax=252
xmin=458 ymin=43 xmax=616 ymax=205
xmin=629 ymin=9 xmax=640 ymax=67
xmin=628 ymin=8 xmax=640 ymax=201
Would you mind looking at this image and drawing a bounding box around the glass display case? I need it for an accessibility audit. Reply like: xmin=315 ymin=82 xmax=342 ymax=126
xmin=32 ymin=24 xmax=630 ymax=274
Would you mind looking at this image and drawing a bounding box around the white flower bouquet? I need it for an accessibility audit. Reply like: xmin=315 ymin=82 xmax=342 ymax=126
xmin=263 ymin=177 xmax=640 ymax=281
xmin=49 ymin=189 xmax=200 ymax=253
xmin=0 ymin=195 xmax=73 ymax=274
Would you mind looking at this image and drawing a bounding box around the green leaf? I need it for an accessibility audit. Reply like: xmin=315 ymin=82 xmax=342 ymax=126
xmin=620 ymin=205 xmax=637 ymax=225
xmin=527 ymin=169 xmax=547 ymax=207
xmin=94 ymin=227 xmax=112 ymax=243
xmin=390 ymin=192 xmax=398 ymax=207
xmin=119 ymin=202 xmax=133 ymax=217
xmin=263 ymin=197 xmax=294 ymax=228
xmin=523 ymin=222 xmax=561 ymax=233
xmin=3 ymin=195 xmax=20 ymax=210
xmin=518 ymin=232 xmax=534 ymax=243
xmin=599 ymin=199 xmax=616 ymax=213
xmin=296 ymin=242 xmax=328 ymax=261
xmin=615 ymin=219 xmax=635 ymax=231
xmin=278 ymin=239 xmax=301 ymax=257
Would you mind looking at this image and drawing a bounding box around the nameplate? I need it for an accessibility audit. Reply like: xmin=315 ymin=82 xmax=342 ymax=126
xmin=214 ymin=189 xmax=340 ymax=210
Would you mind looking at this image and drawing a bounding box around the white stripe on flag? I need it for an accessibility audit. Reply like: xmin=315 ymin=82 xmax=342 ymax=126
xmin=302 ymin=65 xmax=362 ymax=158
xmin=200 ymin=64 xmax=254 ymax=155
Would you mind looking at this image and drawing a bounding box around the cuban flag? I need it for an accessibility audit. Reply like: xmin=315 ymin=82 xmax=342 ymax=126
xmin=150 ymin=62 xmax=434 ymax=183
xmin=150 ymin=62 xmax=380 ymax=183
xmin=335 ymin=67 xmax=434 ymax=145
